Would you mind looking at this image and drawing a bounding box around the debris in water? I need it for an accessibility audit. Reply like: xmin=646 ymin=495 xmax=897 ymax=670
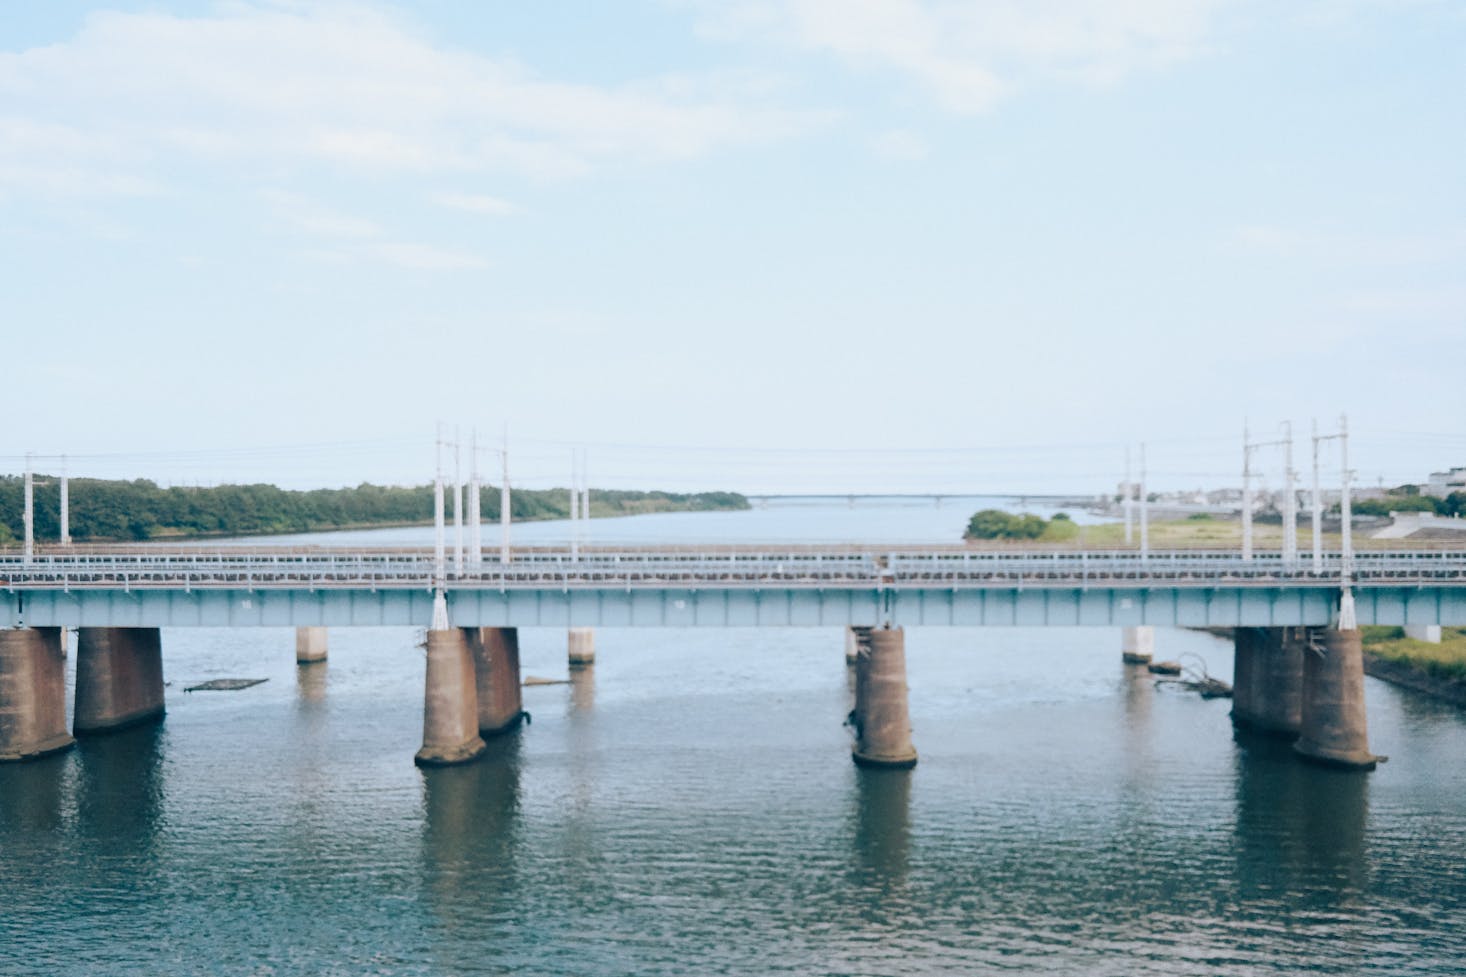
xmin=523 ymin=675 xmax=571 ymax=686
xmin=1147 ymin=660 xmax=1183 ymax=676
xmin=184 ymin=678 xmax=269 ymax=692
xmin=1154 ymin=654 xmax=1232 ymax=699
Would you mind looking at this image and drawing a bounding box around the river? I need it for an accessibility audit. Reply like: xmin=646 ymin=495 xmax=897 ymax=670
xmin=2 ymin=497 xmax=1464 ymax=975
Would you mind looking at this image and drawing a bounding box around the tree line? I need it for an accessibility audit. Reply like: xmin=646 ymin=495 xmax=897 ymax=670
xmin=964 ymin=509 xmax=1077 ymax=541
xmin=1347 ymin=491 xmax=1466 ymax=518
xmin=0 ymin=475 xmax=747 ymax=543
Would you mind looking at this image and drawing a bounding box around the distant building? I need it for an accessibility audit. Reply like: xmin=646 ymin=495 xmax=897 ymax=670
xmin=1425 ymin=467 xmax=1466 ymax=497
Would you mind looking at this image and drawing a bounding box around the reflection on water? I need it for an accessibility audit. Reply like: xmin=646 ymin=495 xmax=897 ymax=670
xmin=0 ymin=752 xmax=69 ymax=833
xmin=1234 ymin=730 xmax=1370 ymax=899
xmin=295 ymin=660 xmax=327 ymax=707
xmin=569 ymin=666 xmax=596 ymax=716
xmin=422 ymin=735 xmax=522 ymax=891
xmin=850 ymin=766 xmax=911 ymax=887
xmin=76 ymin=722 xmax=166 ymax=857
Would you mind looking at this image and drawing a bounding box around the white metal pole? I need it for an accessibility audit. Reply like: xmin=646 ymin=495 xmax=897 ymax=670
xmin=1311 ymin=417 xmax=1322 ymax=573
xmin=1338 ymin=412 xmax=1356 ymax=630
xmin=453 ymin=427 xmax=464 ymax=575
xmin=1242 ymin=423 xmax=1253 ymax=562
xmin=1123 ymin=445 xmax=1133 ymax=545
xmin=580 ymin=448 xmax=590 ymax=546
xmin=23 ymin=452 xmax=34 ymax=563
xmin=569 ymin=449 xmax=579 ymax=560
xmin=434 ymin=428 xmax=446 ymax=587
xmin=1282 ymin=421 xmax=1296 ymax=566
xmin=59 ymin=454 xmax=70 ymax=546
xmin=469 ymin=429 xmax=482 ymax=570
xmin=1139 ymin=442 xmax=1149 ymax=561
xmin=1339 ymin=413 xmax=1353 ymax=574
xmin=500 ymin=427 xmax=511 ymax=565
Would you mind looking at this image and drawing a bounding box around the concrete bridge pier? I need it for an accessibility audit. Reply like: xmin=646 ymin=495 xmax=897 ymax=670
xmin=845 ymin=626 xmax=872 ymax=666
xmin=416 ymin=628 xmax=487 ymax=767
xmin=851 ymin=627 xmax=917 ymax=769
xmin=474 ymin=627 xmax=525 ymax=737
xmin=295 ymin=626 xmax=328 ymax=664
xmin=1294 ymin=628 xmax=1379 ymax=770
xmin=568 ymin=627 xmax=595 ymax=669
xmin=74 ymin=627 xmax=166 ymax=735
xmin=1231 ymin=627 xmax=1303 ymax=738
xmin=1121 ymin=626 xmax=1154 ymax=665
xmin=0 ymin=628 xmax=74 ymax=762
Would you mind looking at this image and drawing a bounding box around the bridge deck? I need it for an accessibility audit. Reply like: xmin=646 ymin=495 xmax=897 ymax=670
xmin=4 ymin=547 xmax=1464 ymax=629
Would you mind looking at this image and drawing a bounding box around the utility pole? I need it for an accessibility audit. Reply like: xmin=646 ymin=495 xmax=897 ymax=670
xmin=1123 ymin=445 xmax=1133 ymax=545
xmin=59 ymin=454 xmax=70 ymax=546
xmin=469 ymin=429 xmax=482 ymax=570
xmin=1139 ymin=442 xmax=1149 ymax=561
xmin=23 ymin=452 xmax=34 ymax=564
xmin=500 ymin=426 xmax=511 ymax=565
xmin=1311 ymin=418 xmax=1323 ymax=572
xmin=1308 ymin=415 xmax=1354 ymax=627
xmin=569 ymin=449 xmax=580 ymax=561
xmin=452 ymin=427 xmax=464 ymax=575
xmin=1339 ymin=414 xmax=1353 ymax=573
xmin=1242 ymin=422 xmax=1253 ymax=561
xmin=434 ymin=425 xmax=446 ymax=588
xmin=580 ymin=448 xmax=590 ymax=547
xmin=1281 ymin=422 xmax=1297 ymax=567
xmin=1242 ymin=423 xmax=1289 ymax=563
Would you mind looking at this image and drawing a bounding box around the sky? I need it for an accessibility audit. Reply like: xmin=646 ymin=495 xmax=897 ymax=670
xmin=2 ymin=0 xmax=1463 ymax=495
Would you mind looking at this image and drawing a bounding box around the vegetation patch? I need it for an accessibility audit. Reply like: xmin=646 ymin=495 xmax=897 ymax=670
xmin=0 ymin=476 xmax=748 ymax=543
xmin=965 ymin=509 xmax=1078 ymax=542
xmin=1363 ymin=627 xmax=1466 ymax=683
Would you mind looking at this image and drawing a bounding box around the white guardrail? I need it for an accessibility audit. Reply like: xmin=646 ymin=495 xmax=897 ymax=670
xmin=1 ymin=548 xmax=1464 ymax=590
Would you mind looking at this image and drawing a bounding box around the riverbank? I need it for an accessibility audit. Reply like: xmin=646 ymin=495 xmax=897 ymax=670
xmin=0 ymin=475 xmax=748 ymax=544
xmin=1362 ymin=627 xmax=1466 ymax=707
xmin=962 ymin=515 xmax=1454 ymax=551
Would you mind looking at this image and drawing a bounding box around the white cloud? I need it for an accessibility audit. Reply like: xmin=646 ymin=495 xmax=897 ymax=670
xmin=431 ymin=192 xmax=518 ymax=217
xmin=258 ymin=189 xmax=384 ymax=239
xmin=690 ymin=0 xmax=1230 ymax=112
xmin=367 ymin=241 xmax=489 ymax=271
xmin=870 ymin=128 xmax=930 ymax=160
xmin=1232 ymin=224 xmax=1466 ymax=265
xmin=0 ymin=3 xmax=804 ymax=199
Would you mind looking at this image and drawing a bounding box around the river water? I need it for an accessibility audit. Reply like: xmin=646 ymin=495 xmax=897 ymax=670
xmin=2 ymin=499 xmax=1464 ymax=975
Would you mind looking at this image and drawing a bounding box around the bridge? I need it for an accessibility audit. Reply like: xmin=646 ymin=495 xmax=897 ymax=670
xmin=4 ymin=542 xmax=1463 ymax=774
xmin=6 ymin=546 xmax=1465 ymax=629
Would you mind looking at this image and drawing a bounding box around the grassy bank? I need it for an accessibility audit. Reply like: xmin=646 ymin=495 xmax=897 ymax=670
xmin=964 ymin=514 xmax=1447 ymax=551
xmin=1362 ymin=627 xmax=1466 ymax=683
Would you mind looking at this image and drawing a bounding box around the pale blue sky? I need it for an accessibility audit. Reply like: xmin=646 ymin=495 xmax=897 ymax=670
xmin=2 ymin=1 xmax=1462 ymax=494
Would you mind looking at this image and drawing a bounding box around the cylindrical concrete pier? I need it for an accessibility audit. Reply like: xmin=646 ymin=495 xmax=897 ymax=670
xmin=1231 ymin=627 xmax=1260 ymax=722
xmin=1233 ymin=627 xmax=1304 ymax=738
xmin=416 ymin=628 xmax=488 ymax=768
xmin=74 ymin=627 xmax=166 ymax=735
xmin=852 ymin=627 xmax=917 ymax=769
xmin=1295 ymin=628 xmax=1378 ymax=770
xmin=568 ymin=627 xmax=595 ymax=669
xmin=295 ymin=626 xmax=328 ymax=664
xmin=1121 ymin=625 xmax=1154 ymax=665
xmin=845 ymin=626 xmax=872 ymax=666
xmin=474 ymin=627 xmax=525 ymax=736
xmin=0 ymin=628 xmax=75 ymax=762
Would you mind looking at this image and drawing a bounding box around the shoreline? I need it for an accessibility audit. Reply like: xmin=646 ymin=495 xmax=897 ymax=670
xmin=1363 ymin=652 xmax=1466 ymax=708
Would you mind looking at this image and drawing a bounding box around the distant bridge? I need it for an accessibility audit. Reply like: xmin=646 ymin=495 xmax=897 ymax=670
xmin=6 ymin=546 xmax=1464 ymax=629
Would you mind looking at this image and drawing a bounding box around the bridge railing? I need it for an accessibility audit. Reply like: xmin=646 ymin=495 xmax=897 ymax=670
xmin=1 ymin=549 xmax=1463 ymax=591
